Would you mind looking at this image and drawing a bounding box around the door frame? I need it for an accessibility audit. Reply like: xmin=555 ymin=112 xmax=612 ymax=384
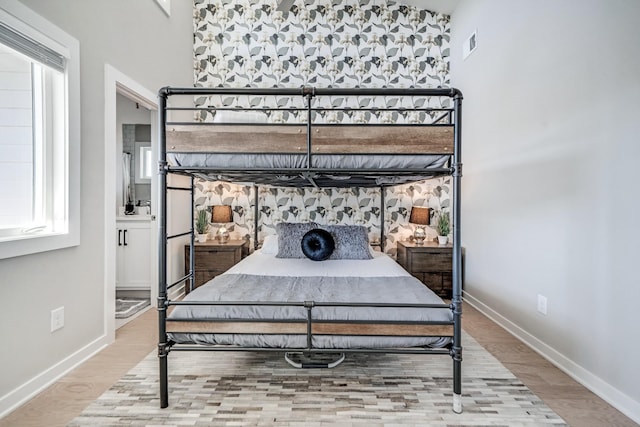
xmin=104 ymin=65 xmax=158 ymax=342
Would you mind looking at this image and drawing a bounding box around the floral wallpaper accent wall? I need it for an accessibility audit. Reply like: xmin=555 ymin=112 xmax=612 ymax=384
xmin=193 ymin=0 xmax=451 ymax=121
xmin=195 ymin=177 xmax=451 ymax=257
xmin=192 ymin=0 xmax=452 ymax=258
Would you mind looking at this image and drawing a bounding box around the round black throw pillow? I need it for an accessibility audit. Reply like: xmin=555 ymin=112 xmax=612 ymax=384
xmin=301 ymin=228 xmax=335 ymax=261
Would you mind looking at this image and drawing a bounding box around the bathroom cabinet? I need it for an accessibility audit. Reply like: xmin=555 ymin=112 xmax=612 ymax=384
xmin=116 ymin=218 xmax=152 ymax=290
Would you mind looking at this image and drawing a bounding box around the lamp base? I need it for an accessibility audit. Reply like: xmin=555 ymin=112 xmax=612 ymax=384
xmin=217 ymin=227 xmax=229 ymax=244
xmin=413 ymin=227 xmax=426 ymax=245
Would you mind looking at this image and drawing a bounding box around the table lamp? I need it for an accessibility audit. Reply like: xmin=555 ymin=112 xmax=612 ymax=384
xmin=409 ymin=206 xmax=430 ymax=245
xmin=211 ymin=205 xmax=232 ymax=243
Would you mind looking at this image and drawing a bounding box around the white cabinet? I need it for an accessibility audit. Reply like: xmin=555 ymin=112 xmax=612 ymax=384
xmin=116 ymin=219 xmax=152 ymax=290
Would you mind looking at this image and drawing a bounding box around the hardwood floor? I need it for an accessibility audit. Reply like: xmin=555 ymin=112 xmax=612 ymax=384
xmin=1 ymin=303 xmax=637 ymax=427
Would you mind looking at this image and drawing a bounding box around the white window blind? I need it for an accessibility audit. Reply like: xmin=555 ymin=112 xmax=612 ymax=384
xmin=0 ymin=21 xmax=65 ymax=72
xmin=0 ymin=43 xmax=37 ymax=231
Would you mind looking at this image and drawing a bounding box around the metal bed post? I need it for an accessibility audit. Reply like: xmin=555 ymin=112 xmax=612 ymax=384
xmin=157 ymin=87 xmax=170 ymax=409
xmin=304 ymin=88 xmax=314 ymax=171
xmin=380 ymin=186 xmax=385 ymax=252
xmin=451 ymin=89 xmax=463 ymax=414
xmin=189 ymin=175 xmax=195 ymax=292
xmin=253 ymin=184 xmax=259 ymax=251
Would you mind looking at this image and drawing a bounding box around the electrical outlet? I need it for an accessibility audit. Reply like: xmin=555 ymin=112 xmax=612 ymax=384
xmin=51 ymin=307 xmax=64 ymax=332
xmin=537 ymin=295 xmax=547 ymax=315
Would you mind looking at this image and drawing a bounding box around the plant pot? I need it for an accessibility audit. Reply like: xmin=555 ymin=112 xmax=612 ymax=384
xmin=437 ymin=235 xmax=448 ymax=245
xmin=196 ymin=233 xmax=208 ymax=243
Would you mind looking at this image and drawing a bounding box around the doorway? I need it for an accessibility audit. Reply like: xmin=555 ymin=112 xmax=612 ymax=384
xmin=115 ymin=97 xmax=153 ymax=328
xmin=104 ymin=65 xmax=158 ymax=341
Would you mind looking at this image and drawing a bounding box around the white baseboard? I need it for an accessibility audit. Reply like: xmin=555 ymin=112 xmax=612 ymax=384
xmin=463 ymin=291 xmax=640 ymax=424
xmin=169 ymin=283 xmax=184 ymax=301
xmin=0 ymin=334 xmax=109 ymax=419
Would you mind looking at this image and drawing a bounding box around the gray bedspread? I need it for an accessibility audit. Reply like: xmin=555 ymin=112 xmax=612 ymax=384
xmin=168 ymin=274 xmax=452 ymax=349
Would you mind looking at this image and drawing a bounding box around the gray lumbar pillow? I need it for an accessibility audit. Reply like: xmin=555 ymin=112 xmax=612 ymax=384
xmin=320 ymin=225 xmax=373 ymax=260
xmin=276 ymin=222 xmax=318 ymax=258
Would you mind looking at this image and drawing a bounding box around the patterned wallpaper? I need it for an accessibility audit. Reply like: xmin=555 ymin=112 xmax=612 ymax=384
xmin=193 ymin=0 xmax=451 ymax=120
xmin=192 ymin=0 xmax=452 ymax=257
xmin=196 ymin=177 xmax=451 ymax=257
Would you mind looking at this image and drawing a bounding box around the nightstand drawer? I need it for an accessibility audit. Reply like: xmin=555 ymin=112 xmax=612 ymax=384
xmin=196 ymin=250 xmax=236 ymax=271
xmin=411 ymin=252 xmax=451 ymax=272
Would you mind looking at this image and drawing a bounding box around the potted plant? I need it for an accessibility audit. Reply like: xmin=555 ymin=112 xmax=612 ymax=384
xmin=436 ymin=212 xmax=450 ymax=245
xmin=195 ymin=209 xmax=209 ymax=242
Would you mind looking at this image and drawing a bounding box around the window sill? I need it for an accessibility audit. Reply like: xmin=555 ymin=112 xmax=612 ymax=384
xmin=0 ymin=231 xmax=79 ymax=260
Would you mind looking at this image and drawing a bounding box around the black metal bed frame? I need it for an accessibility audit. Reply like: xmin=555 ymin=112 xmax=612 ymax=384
xmin=157 ymin=86 xmax=463 ymax=412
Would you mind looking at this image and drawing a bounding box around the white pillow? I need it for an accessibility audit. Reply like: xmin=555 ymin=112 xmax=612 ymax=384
xmin=213 ymin=110 xmax=268 ymax=123
xmin=260 ymin=234 xmax=278 ymax=255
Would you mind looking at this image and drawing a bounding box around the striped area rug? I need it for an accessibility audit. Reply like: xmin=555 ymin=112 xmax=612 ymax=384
xmin=68 ymin=332 xmax=566 ymax=426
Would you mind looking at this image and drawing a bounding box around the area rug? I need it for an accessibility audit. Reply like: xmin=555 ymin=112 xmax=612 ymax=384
xmin=68 ymin=332 xmax=566 ymax=426
xmin=115 ymin=298 xmax=150 ymax=319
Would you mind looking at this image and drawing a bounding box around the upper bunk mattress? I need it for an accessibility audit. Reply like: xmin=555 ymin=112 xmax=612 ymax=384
xmin=166 ymin=153 xmax=450 ymax=186
xmin=165 ymin=113 xmax=454 ymax=185
xmin=167 ymin=152 xmax=449 ymax=171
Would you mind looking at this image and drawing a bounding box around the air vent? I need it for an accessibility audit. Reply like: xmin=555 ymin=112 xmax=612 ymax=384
xmin=463 ymin=30 xmax=477 ymax=60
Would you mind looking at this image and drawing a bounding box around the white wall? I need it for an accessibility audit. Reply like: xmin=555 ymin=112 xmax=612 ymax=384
xmin=0 ymin=0 xmax=192 ymax=415
xmin=451 ymin=0 xmax=640 ymax=422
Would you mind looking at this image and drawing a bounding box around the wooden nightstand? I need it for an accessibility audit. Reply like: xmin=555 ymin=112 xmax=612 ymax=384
xmin=184 ymin=239 xmax=249 ymax=294
xmin=396 ymin=241 xmax=464 ymax=299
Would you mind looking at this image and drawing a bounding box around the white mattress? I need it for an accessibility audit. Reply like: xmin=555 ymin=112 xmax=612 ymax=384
xmin=224 ymin=250 xmax=411 ymax=278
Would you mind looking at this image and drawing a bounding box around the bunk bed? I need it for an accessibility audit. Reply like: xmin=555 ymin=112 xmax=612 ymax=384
xmin=158 ymin=86 xmax=463 ymax=413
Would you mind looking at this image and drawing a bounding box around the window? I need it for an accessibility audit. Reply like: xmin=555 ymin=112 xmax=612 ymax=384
xmin=0 ymin=1 xmax=80 ymax=259
xmin=135 ymin=142 xmax=152 ymax=184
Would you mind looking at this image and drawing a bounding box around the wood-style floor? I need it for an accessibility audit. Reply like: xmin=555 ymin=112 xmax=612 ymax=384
xmin=1 ymin=303 xmax=637 ymax=427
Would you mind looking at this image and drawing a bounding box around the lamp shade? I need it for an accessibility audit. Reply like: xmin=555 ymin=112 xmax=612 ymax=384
xmin=409 ymin=206 xmax=430 ymax=225
xmin=211 ymin=205 xmax=232 ymax=223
